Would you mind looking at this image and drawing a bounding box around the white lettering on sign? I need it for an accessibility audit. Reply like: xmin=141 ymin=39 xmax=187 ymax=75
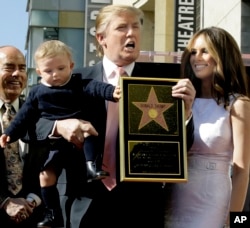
xmin=175 ymin=0 xmax=196 ymax=52
xmin=84 ymin=0 xmax=111 ymax=66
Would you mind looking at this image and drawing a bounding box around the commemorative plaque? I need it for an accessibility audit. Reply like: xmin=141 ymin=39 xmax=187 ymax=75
xmin=119 ymin=77 xmax=188 ymax=183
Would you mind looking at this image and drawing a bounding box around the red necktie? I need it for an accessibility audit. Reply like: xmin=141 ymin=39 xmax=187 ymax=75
xmin=102 ymin=67 xmax=126 ymax=190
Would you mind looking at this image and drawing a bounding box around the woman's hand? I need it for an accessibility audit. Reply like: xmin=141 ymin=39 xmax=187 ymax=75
xmin=172 ymin=78 xmax=196 ymax=120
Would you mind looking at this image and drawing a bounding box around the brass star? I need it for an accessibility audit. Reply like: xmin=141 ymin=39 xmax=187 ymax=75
xmin=132 ymin=87 xmax=174 ymax=131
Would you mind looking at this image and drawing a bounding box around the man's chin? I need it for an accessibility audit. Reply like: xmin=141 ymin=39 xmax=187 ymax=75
xmin=5 ymin=88 xmax=23 ymax=97
xmin=124 ymin=53 xmax=139 ymax=62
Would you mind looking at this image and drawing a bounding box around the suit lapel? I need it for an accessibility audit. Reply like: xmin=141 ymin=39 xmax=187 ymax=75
xmin=131 ymin=63 xmax=144 ymax=77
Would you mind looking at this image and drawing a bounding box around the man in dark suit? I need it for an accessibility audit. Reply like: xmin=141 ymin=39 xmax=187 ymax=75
xmin=0 ymin=46 xmax=46 ymax=227
xmin=35 ymin=4 xmax=195 ymax=228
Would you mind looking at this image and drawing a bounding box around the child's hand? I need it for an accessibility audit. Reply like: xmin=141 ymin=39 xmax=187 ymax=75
xmin=83 ymin=131 xmax=98 ymax=139
xmin=0 ymin=134 xmax=10 ymax=148
xmin=113 ymin=85 xmax=122 ymax=101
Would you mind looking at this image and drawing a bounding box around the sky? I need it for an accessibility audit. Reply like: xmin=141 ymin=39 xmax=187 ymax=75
xmin=0 ymin=0 xmax=28 ymax=54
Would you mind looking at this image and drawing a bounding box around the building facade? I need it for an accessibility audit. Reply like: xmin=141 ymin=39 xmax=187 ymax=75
xmin=25 ymin=0 xmax=250 ymax=85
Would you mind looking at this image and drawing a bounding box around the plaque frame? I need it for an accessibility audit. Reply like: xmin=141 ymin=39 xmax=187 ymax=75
xmin=119 ymin=77 xmax=188 ymax=183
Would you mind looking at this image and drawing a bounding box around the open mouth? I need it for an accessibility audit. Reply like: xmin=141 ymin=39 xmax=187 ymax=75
xmin=125 ymin=42 xmax=135 ymax=50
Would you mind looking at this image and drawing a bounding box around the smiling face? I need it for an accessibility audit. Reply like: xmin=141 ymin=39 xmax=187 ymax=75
xmin=96 ymin=11 xmax=142 ymax=66
xmin=0 ymin=46 xmax=27 ymax=103
xmin=189 ymin=35 xmax=217 ymax=83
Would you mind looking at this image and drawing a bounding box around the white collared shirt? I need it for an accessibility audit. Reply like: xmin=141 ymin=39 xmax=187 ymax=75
xmin=102 ymin=56 xmax=134 ymax=85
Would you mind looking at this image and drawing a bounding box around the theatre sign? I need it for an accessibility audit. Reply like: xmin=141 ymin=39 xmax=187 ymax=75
xmin=175 ymin=0 xmax=197 ymax=52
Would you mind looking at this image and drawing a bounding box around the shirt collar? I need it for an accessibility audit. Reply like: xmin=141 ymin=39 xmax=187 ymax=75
xmin=0 ymin=99 xmax=19 ymax=112
xmin=103 ymin=56 xmax=134 ymax=78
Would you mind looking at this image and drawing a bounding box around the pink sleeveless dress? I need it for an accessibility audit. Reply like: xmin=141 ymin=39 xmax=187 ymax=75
xmin=165 ymin=97 xmax=235 ymax=228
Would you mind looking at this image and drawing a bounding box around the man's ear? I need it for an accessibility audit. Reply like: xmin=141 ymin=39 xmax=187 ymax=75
xmin=96 ymin=34 xmax=105 ymax=45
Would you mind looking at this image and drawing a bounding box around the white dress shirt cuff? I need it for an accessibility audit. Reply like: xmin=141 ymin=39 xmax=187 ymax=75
xmin=26 ymin=193 xmax=42 ymax=207
xmin=185 ymin=112 xmax=193 ymax=126
xmin=48 ymin=120 xmax=61 ymax=139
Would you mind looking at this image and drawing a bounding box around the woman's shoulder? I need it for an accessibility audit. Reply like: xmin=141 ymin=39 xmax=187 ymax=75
xmin=230 ymin=94 xmax=250 ymax=113
xmin=231 ymin=94 xmax=250 ymax=103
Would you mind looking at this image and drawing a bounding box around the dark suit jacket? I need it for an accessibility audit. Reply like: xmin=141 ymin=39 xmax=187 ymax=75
xmin=0 ymin=98 xmax=45 ymax=227
xmin=35 ymin=61 xmax=194 ymax=228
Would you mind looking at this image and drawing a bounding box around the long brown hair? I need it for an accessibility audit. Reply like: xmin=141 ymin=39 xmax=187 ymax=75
xmin=181 ymin=26 xmax=249 ymax=107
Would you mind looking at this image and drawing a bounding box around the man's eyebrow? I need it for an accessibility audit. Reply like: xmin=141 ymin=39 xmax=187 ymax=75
xmin=19 ymin=64 xmax=26 ymax=68
xmin=4 ymin=63 xmax=26 ymax=68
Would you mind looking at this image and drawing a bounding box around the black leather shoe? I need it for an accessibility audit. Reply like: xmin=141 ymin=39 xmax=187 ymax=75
xmin=37 ymin=208 xmax=64 ymax=228
xmin=86 ymin=161 xmax=109 ymax=182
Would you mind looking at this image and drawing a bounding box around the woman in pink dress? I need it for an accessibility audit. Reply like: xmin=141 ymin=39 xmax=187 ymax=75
xmin=165 ymin=26 xmax=250 ymax=228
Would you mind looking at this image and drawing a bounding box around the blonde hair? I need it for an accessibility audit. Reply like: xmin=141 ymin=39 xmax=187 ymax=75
xmin=95 ymin=4 xmax=144 ymax=57
xmin=34 ymin=40 xmax=73 ymax=65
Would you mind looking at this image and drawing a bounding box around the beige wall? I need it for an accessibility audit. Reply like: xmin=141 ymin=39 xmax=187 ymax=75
xmin=141 ymin=11 xmax=155 ymax=51
xmin=154 ymin=0 xmax=174 ymax=51
xmin=202 ymin=0 xmax=241 ymax=46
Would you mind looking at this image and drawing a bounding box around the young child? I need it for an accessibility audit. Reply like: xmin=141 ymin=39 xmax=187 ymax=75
xmin=0 ymin=40 xmax=121 ymax=227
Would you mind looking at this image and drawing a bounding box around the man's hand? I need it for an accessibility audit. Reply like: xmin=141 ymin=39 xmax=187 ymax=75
xmin=4 ymin=198 xmax=34 ymax=223
xmin=55 ymin=119 xmax=98 ymax=149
